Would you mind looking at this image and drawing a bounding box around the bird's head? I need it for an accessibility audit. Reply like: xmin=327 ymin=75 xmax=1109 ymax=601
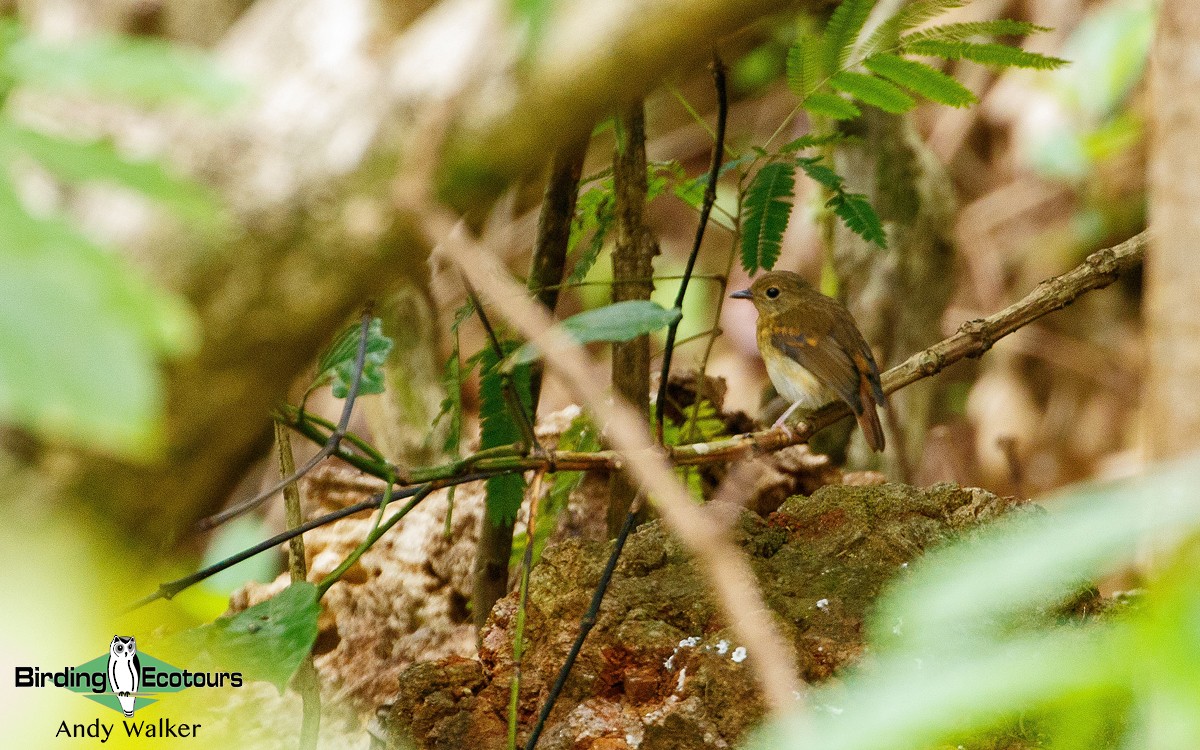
xmin=730 ymin=270 xmax=816 ymax=318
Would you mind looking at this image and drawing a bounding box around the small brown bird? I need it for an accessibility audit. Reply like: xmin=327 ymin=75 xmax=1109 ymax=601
xmin=731 ymin=270 xmax=887 ymax=451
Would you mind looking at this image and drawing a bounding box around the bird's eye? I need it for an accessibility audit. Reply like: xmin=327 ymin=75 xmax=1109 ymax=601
xmin=765 ymin=286 xmax=780 ymax=299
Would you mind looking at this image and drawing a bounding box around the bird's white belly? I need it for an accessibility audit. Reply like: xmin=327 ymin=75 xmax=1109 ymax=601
xmin=764 ymin=353 xmax=834 ymax=409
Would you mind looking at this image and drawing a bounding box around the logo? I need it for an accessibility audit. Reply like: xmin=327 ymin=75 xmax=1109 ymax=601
xmin=13 ymin=635 xmax=244 ymax=741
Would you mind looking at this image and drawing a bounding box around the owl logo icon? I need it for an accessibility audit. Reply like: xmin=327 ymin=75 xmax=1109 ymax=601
xmin=107 ymin=636 xmax=141 ymax=717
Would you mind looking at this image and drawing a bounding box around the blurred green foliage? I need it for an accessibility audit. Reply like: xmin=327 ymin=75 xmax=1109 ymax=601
xmin=173 ymin=582 xmax=319 ymax=693
xmin=751 ymin=459 xmax=1200 ymax=750
xmin=0 ymin=18 xmax=236 ymax=459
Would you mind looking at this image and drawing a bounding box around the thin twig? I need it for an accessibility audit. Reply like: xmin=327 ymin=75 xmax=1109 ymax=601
xmin=285 ymin=230 xmax=1143 ymax=486
xmin=276 ymin=423 xmax=321 ymax=750
xmin=195 ymin=313 xmax=374 ymax=532
xmin=438 ymin=224 xmax=805 ymax=717
xmin=317 ymin=485 xmax=433 ymax=597
xmin=656 ymin=52 xmax=728 ymax=443
xmin=509 ymin=472 xmax=544 ymax=750
xmin=523 ymin=505 xmax=640 ymax=750
xmin=129 ymin=473 xmax=489 ymax=609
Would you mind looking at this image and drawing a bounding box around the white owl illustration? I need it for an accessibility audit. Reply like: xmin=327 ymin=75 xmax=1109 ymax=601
xmin=107 ymin=636 xmax=141 ymax=717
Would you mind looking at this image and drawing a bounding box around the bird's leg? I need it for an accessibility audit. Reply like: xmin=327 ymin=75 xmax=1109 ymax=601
xmin=772 ymin=400 xmax=804 ymax=431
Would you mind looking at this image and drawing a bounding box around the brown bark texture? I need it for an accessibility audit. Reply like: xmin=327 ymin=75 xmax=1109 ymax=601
xmin=609 ymin=103 xmax=660 ymax=537
xmin=1146 ymin=2 xmax=1200 ymax=460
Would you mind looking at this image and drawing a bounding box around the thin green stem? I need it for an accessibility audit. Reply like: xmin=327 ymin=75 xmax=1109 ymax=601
xmin=655 ymin=53 xmax=728 ymax=443
xmin=508 ymin=472 xmax=543 ymax=750
xmin=317 ymin=484 xmax=429 ymax=598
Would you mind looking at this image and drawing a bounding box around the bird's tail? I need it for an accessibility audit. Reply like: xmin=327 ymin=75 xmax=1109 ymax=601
xmin=857 ymin=377 xmax=886 ymax=452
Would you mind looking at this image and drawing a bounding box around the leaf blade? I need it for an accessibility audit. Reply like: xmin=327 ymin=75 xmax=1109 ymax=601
xmin=740 ymin=162 xmax=796 ymax=274
xmin=863 ymin=53 xmax=977 ymax=107
xmin=507 ymin=300 xmax=682 ymax=367
xmin=906 ymin=39 xmax=1069 ymax=70
xmin=830 ymin=71 xmax=917 ymax=114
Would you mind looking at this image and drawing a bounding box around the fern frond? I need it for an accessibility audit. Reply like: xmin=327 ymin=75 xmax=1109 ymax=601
xmin=786 ymin=34 xmax=823 ymax=98
xmin=823 ymin=0 xmax=876 ymax=74
xmin=859 ymin=0 xmax=961 ymax=58
xmin=566 ymin=190 xmax=614 ymax=283
xmin=480 ymin=346 xmax=531 ymax=525
xmin=830 ymin=71 xmax=916 ymax=114
xmin=864 ymin=53 xmax=976 ymax=107
xmin=740 ymin=162 xmax=796 ymax=274
xmin=797 ymin=156 xmax=845 ymax=192
xmin=802 ymin=92 xmax=862 ymax=120
xmin=902 ymin=19 xmax=1051 ymax=44
xmin=829 ymin=191 xmax=887 ymax=248
xmin=894 ymin=0 xmax=967 ymax=31
xmin=907 ymin=39 xmax=1068 ymax=70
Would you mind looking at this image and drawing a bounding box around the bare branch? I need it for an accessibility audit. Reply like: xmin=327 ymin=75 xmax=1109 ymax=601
xmin=437 ymin=227 xmax=806 ymax=717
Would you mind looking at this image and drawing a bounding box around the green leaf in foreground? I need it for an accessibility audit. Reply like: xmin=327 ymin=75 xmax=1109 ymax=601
xmin=313 ymin=317 xmax=394 ymax=399
xmin=178 ymin=583 xmax=320 ymax=693
xmin=740 ymin=162 xmax=796 ymax=274
xmin=506 ymin=300 xmax=682 ymax=367
xmin=0 ymin=19 xmax=240 ymax=108
xmin=747 ymin=459 xmax=1200 ymax=750
xmin=0 ymin=117 xmax=223 ymax=228
xmin=0 ymin=181 xmax=197 ymax=459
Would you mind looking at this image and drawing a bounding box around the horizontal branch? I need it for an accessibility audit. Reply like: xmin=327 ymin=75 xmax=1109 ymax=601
xmin=294 ymin=232 xmax=1146 ymax=485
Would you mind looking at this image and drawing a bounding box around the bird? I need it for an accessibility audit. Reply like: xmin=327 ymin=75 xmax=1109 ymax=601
xmin=731 ymin=270 xmax=887 ymax=452
xmin=107 ymin=635 xmax=141 ymax=718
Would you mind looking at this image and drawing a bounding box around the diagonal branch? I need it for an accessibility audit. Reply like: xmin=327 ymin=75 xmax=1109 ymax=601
xmin=656 ymin=52 xmax=729 ymax=443
xmin=194 ymin=313 xmax=374 ymax=532
xmin=437 ymin=225 xmax=806 ymax=717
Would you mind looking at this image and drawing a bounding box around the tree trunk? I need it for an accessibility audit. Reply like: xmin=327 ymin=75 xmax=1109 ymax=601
xmin=609 ymin=103 xmax=659 ymax=537
xmin=1146 ymin=1 xmax=1200 ymax=460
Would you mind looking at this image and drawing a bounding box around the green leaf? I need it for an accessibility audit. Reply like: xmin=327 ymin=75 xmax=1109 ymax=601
xmin=894 ymin=0 xmax=967 ymax=31
xmin=829 ymin=191 xmax=887 ymax=248
xmin=906 ymin=39 xmax=1069 ymax=70
xmin=0 ymin=180 xmax=197 ymax=459
xmin=863 ymin=53 xmax=977 ymax=107
xmin=822 ymin=0 xmax=876 ymax=74
xmin=506 ymin=300 xmax=682 ymax=367
xmin=0 ymin=20 xmax=239 ymax=108
xmin=740 ymin=162 xmax=796 ymax=274
xmin=0 ymin=118 xmax=223 ymax=227
xmin=797 ymin=156 xmax=845 ymax=192
xmin=801 ymin=92 xmax=863 ymax=120
xmin=830 ymin=71 xmax=916 ymax=114
xmin=875 ymin=459 xmax=1200 ymax=653
xmin=748 ymin=625 xmax=1131 ymax=750
xmin=566 ymin=189 xmax=614 ymax=283
xmin=480 ymin=344 xmax=531 ymax=525
xmin=674 ymin=153 xmax=755 ymax=209
xmin=313 ymin=318 xmax=394 ymax=399
xmin=779 ymin=133 xmax=849 ymax=154
xmin=857 ymin=0 xmax=967 ymax=59
xmin=179 ymin=583 xmax=320 ymax=693
xmin=901 ymin=20 xmax=1052 ymax=44
xmin=785 ymin=34 xmax=823 ymax=98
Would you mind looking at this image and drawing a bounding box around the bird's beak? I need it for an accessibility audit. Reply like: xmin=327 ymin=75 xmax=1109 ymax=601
xmin=730 ymin=288 xmax=752 ymax=300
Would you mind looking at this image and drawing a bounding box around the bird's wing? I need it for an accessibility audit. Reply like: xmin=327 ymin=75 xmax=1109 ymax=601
xmin=769 ymin=326 xmax=863 ymax=412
